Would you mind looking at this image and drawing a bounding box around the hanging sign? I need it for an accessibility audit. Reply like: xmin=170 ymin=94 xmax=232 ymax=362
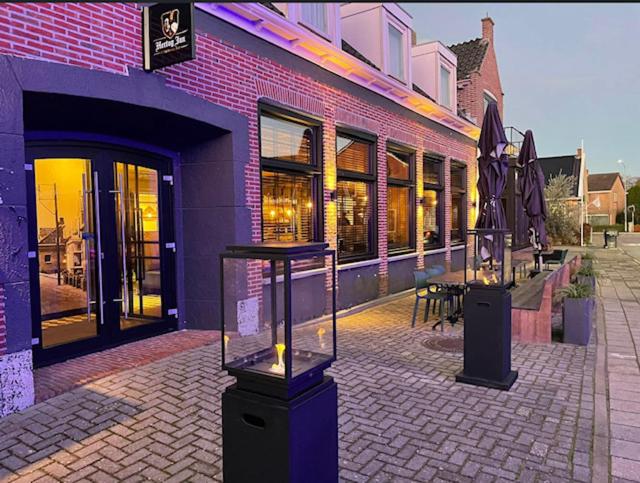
xmin=143 ymin=3 xmax=196 ymax=72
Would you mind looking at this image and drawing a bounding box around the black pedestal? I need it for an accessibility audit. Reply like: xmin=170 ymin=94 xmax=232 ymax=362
xmin=222 ymin=376 xmax=338 ymax=483
xmin=456 ymin=286 xmax=518 ymax=390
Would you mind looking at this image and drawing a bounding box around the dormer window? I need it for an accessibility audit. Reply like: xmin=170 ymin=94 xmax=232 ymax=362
xmin=440 ymin=65 xmax=451 ymax=109
xmin=483 ymin=90 xmax=497 ymax=113
xmin=388 ymin=23 xmax=405 ymax=80
xmin=300 ymin=3 xmax=328 ymax=35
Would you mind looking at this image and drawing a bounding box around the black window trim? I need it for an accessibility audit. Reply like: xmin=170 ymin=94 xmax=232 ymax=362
xmin=450 ymin=159 xmax=467 ymax=245
xmin=258 ymin=102 xmax=324 ymax=243
xmin=423 ymin=154 xmax=445 ymax=250
xmin=387 ymin=142 xmax=416 ymax=254
xmin=336 ymin=129 xmax=378 ymax=263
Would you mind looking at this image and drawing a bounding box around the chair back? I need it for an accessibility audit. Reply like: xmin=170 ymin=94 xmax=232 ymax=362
xmin=414 ymin=271 xmax=430 ymax=291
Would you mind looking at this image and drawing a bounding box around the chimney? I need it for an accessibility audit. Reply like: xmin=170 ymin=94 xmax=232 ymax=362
xmin=576 ymin=147 xmax=583 ymax=159
xmin=481 ymin=17 xmax=494 ymax=44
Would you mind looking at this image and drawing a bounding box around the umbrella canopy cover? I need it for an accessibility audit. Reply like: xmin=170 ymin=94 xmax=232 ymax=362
xmin=476 ymin=102 xmax=509 ymax=261
xmin=518 ymin=130 xmax=548 ymax=249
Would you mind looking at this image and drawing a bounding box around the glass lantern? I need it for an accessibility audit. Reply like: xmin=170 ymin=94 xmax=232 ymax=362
xmin=220 ymin=242 xmax=336 ymax=399
xmin=467 ymin=229 xmax=513 ymax=288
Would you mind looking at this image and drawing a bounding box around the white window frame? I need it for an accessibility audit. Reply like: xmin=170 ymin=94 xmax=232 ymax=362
xmin=483 ymin=90 xmax=498 ymax=113
xmin=439 ymin=64 xmax=452 ymax=109
xmin=383 ymin=13 xmax=409 ymax=84
xmin=278 ymin=3 xmax=338 ymax=45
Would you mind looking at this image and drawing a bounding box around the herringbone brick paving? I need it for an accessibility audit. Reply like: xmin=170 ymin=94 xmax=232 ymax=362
xmin=0 ymin=294 xmax=595 ymax=482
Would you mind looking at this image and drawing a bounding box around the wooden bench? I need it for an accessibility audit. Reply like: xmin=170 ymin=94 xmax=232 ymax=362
xmin=511 ymin=254 xmax=581 ymax=343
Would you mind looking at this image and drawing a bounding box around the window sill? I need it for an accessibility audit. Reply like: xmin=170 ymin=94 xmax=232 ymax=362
xmin=388 ymin=252 xmax=418 ymax=262
xmin=424 ymin=246 xmax=447 ymax=255
xmin=262 ymin=267 xmax=328 ymax=285
xmin=338 ymin=257 xmax=382 ymax=271
xmin=451 ymin=244 xmax=466 ymax=251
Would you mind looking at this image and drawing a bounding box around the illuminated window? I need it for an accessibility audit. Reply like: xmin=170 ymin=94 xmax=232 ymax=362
xmin=388 ymin=23 xmax=404 ymax=81
xmin=300 ymin=3 xmax=327 ymax=34
xmin=387 ymin=146 xmax=415 ymax=252
xmin=337 ymin=133 xmax=376 ymax=261
xmin=451 ymin=162 xmax=467 ymax=243
xmin=440 ymin=66 xmax=451 ymax=109
xmin=423 ymin=156 xmax=443 ymax=248
xmin=260 ymin=108 xmax=320 ymax=242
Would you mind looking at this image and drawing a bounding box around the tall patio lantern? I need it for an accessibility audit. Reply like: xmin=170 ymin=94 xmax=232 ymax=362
xmin=467 ymin=229 xmax=513 ymax=288
xmin=456 ymin=228 xmax=518 ymax=391
xmin=220 ymin=242 xmax=338 ymax=483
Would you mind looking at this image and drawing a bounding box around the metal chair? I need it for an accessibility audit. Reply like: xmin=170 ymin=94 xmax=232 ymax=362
xmin=411 ymin=271 xmax=449 ymax=330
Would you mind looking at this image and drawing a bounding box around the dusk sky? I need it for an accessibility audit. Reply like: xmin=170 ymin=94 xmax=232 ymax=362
xmin=402 ymin=3 xmax=640 ymax=176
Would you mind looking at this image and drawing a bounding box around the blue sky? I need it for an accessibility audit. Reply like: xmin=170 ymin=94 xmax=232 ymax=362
xmin=402 ymin=3 xmax=640 ymax=175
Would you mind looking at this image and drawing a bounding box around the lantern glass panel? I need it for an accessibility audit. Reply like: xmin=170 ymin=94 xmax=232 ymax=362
xmin=468 ymin=230 xmax=513 ymax=287
xmin=221 ymin=251 xmax=336 ymax=382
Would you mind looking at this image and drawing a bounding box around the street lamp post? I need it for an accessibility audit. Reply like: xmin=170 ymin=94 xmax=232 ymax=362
xmin=618 ymin=159 xmax=628 ymax=232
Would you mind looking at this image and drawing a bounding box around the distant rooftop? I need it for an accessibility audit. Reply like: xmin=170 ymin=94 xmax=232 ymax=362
xmin=448 ymin=38 xmax=488 ymax=80
xmin=537 ymin=155 xmax=582 ymax=197
xmin=588 ymin=172 xmax=622 ymax=192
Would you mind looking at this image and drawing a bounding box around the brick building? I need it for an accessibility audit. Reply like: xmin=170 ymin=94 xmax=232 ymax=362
xmin=449 ymin=17 xmax=504 ymax=126
xmin=587 ymin=172 xmax=626 ymax=225
xmin=0 ymin=2 xmax=482 ymax=416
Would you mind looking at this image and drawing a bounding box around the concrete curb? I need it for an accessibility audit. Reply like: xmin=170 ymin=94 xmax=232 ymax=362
xmin=593 ymin=289 xmax=611 ymax=483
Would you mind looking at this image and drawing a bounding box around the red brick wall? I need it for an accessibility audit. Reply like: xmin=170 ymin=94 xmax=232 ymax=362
xmin=0 ymin=3 xmax=477 ymax=302
xmin=0 ymin=285 xmax=6 ymax=356
xmin=456 ymin=19 xmax=504 ymax=128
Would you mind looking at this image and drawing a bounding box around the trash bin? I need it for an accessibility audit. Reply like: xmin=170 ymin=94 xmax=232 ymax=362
xmin=604 ymin=230 xmax=618 ymax=248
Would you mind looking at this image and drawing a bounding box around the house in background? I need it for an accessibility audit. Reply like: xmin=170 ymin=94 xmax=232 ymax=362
xmin=449 ymin=17 xmax=504 ymax=126
xmin=587 ymin=172 xmax=625 ymax=226
xmin=538 ymin=148 xmax=588 ymax=203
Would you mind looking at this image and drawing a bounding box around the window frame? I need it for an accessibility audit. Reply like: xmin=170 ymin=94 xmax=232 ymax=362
xmin=423 ymin=154 xmax=444 ymax=250
xmin=386 ymin=18 xmax=406 ymax=83
xmin=336 ymin=128 xmax=378 ymax=263
xmin=450 ymin=160 xmax=467 ymax=245
xmin=439 ymin=65 xmax=452 ymax=110
xmin=299 ymin=3 xmax=329 ymax=38
xmin=483 ymin=90 xmax=498 ymax=114
xmin=258 ymin=103 xmax=324 ymax=243
xmin=387 ymin=143 xmax=416 ymax=254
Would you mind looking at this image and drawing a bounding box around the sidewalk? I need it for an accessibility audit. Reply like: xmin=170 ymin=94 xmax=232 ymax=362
xmin=1 ymin=292 xmax=596 ymax=482
xmin=596 ymin=248 xmax=640 ymax=482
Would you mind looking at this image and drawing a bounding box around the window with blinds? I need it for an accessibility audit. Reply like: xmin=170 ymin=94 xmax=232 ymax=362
xmin=260 ymin=114 xmax=314 ymax=165
xmin=451 ymin=162 xmax=467 ymax=243
xmin=387 ymin=146 xmax=415 ymax=252
xmin=423 ymin=156 xmax=444 ymax=248
xmin=260 ymin=108 xmax=321 ymax=245
xmin=337 ymin=133 xmax=376 ymax=262
xmin=262 ymin=171 xmax=314 ymax=242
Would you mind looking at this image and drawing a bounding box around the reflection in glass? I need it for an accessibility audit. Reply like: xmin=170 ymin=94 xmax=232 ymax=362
xmin=388 ymin=186 xmax=411 ymax=250
xmin=424 ymin=189 xmax=441 ymax=246
xmin=261 ymin=170 xmax=314 ymax=242
xmin=115 ymin=163 xmax=162 ymax=329
xmin=260 ymin=114 xmax=314 ymax=165
xmin=337 ymin=180 xmax=371 ymax=259
xmin=35 ymin=158 xmax=98 ymax=348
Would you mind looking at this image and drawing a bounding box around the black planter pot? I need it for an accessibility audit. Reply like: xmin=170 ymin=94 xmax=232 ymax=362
xmin=563 ymin=298 xmax=594 ymax=346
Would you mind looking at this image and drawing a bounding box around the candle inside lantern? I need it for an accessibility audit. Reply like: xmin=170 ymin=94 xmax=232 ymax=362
xmin=270 ymin=343 xmax=286 ymax=375
xmin=317 ymin=327 xmax=326 ymax=348
xmin=224 ymin=335 xmax=230 ymax=351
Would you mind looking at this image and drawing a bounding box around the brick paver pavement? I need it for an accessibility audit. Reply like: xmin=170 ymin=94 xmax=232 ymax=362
xmin=1 ymin=293 xmax=596 ymax=482
xmin=596 ymin=248 xmax=640 ymax=482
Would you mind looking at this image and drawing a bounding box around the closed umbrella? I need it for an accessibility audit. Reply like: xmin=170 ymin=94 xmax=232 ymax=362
xmin=518 ymin=129 xmax=548 ymax=269
xmin=476 ymin=102 xmax=509 ymax=261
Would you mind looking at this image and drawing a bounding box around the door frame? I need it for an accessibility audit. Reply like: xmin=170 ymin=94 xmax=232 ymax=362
xmin=26 ymin=139 xmax=177 ymax=367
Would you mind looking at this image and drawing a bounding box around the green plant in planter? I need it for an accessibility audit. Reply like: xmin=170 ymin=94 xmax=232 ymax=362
xmin=577 ymin=265 xmax=598 ymax=277
xmin=555 ymin=283 xmax=593 ymax=302
xmin=582 ymin=251 xmax=595 ymax=260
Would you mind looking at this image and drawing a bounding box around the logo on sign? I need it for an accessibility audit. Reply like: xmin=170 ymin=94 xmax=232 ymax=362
xmin=161 ymin=9 xmax=179 ymax=39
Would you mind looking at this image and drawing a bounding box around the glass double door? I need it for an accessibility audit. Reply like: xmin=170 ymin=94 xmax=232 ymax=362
xmin=27 ymin=143 xmax=175 ymax=365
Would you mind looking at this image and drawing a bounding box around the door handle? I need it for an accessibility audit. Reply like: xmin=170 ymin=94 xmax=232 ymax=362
xmin=93 ymin=172 xmax=105 ymax=326
xmin=111 ymin=174 xmax=129 ymax=319
xmin=81 ymin=174 xmax=93 ymax=322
